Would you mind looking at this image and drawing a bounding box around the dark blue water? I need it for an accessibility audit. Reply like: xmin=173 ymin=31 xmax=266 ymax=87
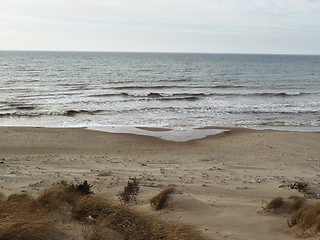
xmin=0 ymin=51 xmax=319 ymax=131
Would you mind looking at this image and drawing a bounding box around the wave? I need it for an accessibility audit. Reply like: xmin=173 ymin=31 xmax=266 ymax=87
xmin=106 ymin=80 xmax=135 ymax=84
xmin=158 ymin=78 xmax=192 ymax=83
xmin=87 ymin=91 xmax=310 ymax=100
xmin=250 ymin=92 xmax=301 ymax=97
xmin=0 ymin=109 xmax=103 ymax=118
xmin=88 ymin=92 xmax=208 ymax=100
xmin=244 ymin=92 xmax=310 ymax=97
xmin=63 ymin=110 xmax=103 ymax=117
xmin=88 ymin=93 xmax=130 ymax=98
xmin=11 ymin=92 xmax=76 ymax=100
xmin=227 ymin=109 xmax=319 ymax=114
xmin=109 ymin=85 xmax=245 ymax=90
xmin=0 ymin=112 xmax=42 ymax=118
xmin=16 ymin=68 xmax=41 ymax=73
xmin=88 ymin=92 xmax=203 ymax=98
xmin=160 ymin=96 xmax=200 ymax=101
xmin=54 ymin=83 xmax=88 ymax=87
xmin=134 ymin=69 xmax=153 ymax=72
xmin=213 ymin=85 xmax=244 ymax=89
xmin=15 ymin=106 xmax=36 ymax=110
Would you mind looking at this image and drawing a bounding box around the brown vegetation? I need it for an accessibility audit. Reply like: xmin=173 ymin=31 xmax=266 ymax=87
xmin=288 ymin=196 xmax=305 ymax=211
xmin=264 ymin=197 xmax=283 ymax=212
xmin=0 ymin=182 xmax=206 ymax=240
xmin=265 ymin=195 xmax=320 ymax=235
xmin=0 ymin=192 xmax=61 ymax=240
xmin=119 ymin=178 xmax=140 ymax=203
xmin=37 ymin=180 xmax=93 ymax=210
xmin=291 ymin=182 xmax=308 ymax=192
xmin=150 ymin=187 xmax=176 ymax=211
xmin=288 ymin=201 xmax=320 ymax=232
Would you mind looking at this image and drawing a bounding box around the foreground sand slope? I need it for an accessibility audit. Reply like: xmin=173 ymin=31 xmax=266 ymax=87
xmin=0 ymin=127 xmax=319 ymax=239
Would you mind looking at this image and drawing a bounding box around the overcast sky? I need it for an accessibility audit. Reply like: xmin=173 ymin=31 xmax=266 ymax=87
xmin=1 ymin=0 xmax=320 ymax=54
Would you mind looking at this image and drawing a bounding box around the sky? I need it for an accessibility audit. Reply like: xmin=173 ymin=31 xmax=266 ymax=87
xmin=1 ymin=0 xmax=320 ymax=54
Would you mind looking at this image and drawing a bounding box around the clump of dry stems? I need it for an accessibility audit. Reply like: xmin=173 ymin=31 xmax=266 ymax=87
xmin=118 ymin=178 xmax=140 ymax=203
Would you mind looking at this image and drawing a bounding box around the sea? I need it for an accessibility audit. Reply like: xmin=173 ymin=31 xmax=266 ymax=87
xmin=0 ymin=51 xmax=319 ymax=138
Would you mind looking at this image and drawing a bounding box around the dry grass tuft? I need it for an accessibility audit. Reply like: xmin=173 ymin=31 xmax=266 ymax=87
xmin=0 ymin=217 xmax=58 ymax=240
xmin=0 ymin=192 xmax=5 ymax=202
xmin=275 ymin=196 xmax=320 ymax=236
xmin=264 ymin=196 xmax=320 ymax=234
xmin=72 ymin=195 xmax=114 ymax=221
xmin=150 ymin=187 xmax=176 ymax=211
xmin=289 ymin=201 xmax=320 ymax=231
xmin=288 ymin=208 xmax=305 ymax=227
xmin=0 ymin=193 xmax=60 ymax=240
xmin=85 ymin=219 xmax=123 ymax=240
xmin=289 ymin=196 xmax=305 ymax=211
xmin=37 ymin=180 xmax=93 ymax=210
xmin=1 ymin=193 xmax=37 ymax=215
xmin=265 ymin=197 xmax=284 ymax=212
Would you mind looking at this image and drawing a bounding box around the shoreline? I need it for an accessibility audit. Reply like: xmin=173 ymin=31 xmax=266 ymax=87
xmin=0 ymin=126 xmax=319 ymax=239
xmin=0 ymin=124 xmax=319 ymax=143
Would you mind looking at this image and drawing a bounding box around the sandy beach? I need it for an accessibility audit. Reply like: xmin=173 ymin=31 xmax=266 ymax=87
xmin=0 ymin=126 xmax=319 ymax=239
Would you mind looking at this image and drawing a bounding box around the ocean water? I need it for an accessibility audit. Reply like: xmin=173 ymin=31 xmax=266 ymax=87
xmin=0 ymin=51 xmax=319 ymax=133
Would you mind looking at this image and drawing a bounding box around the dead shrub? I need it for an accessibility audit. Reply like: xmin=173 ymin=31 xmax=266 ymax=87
xmin=150 ymin=187 xmax=176 ymax=211
xmin=66 ymin=180 xmax=94 ymax=195
xmin=291 ymin=182 xmax=308 ymax=192
xmin=119 ymin=178 xmax=140 ymax=203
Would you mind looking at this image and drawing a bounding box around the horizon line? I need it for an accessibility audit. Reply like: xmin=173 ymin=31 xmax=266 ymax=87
xmin=1 ymin=49 xmax=320 ymax=56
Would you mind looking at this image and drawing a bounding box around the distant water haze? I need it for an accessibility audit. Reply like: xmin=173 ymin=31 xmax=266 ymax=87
xmin=0 ymin=51 xmax=319 ymax=133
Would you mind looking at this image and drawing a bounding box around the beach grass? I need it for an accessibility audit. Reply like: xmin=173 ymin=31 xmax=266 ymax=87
xmin=150 ymin=187 xmax=176 ymax=211
xmin=264 ymin=197 xmax=284 ymax=211
xmin=0 ymin=182 xmax=206 ymax=240
xmin=265 ymin=196 xmax=320 ymax=234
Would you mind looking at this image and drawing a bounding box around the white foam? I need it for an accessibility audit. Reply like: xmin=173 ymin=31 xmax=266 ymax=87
xmin=87 ymin=126 xmax=227 ymax=142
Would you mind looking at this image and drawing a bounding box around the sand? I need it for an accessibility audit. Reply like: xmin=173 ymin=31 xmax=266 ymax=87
xmin=0 ymin=126 xmax=319 ymax=239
